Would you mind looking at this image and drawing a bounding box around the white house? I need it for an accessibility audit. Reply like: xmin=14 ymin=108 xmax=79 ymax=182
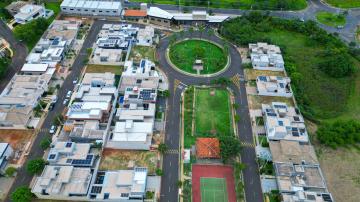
xmin=0 ymin=143 xmax=14 ymax=174
xmin=249 ymin=43 xmax=284 ymax=71
xmin=14 ymin=4 xmax=46 ymax=24
xmin=256 ymin=76 xmax=292 ymax=97
xmin=262 ymin=102 xmax=309 ymax=143
xmin=137 ymin=26 xmax=154 ymax=47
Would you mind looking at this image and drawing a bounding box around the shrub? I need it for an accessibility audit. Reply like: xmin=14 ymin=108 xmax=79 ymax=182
xmin=11 ymin=186 xmax=33 ymax=202
xmin=5 ymin=167 xmax=17 ymax=177
xmin=317 ymin=120 xmax=360 ymax=149
xmin=219 ymin=135 xmax=241 ymax=163
xmin=155 ymin=168 xmax=163 ymax=176
xmin=26 ymin=158 xmax=46 ymax=175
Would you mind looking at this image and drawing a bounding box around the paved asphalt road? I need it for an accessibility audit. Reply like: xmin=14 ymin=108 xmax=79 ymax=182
xmin=0 ymin=21 xmax=27 ymax=92
xmin=157 ymin=31 xmax=264 ymax=202
xmin=126 ymin=0 xmax=360 ymax=44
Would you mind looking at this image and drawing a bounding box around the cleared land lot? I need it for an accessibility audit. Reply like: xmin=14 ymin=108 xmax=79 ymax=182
xmin=130 ymin=0 xmax=307 ymax=10
xmin=325 ymin=0 xmax=360 ymax=8
xmin=86 ymin=64 xmax=123 ymax=75
xmin=99 ymin=149 xmax=158 ymax=174
xmin=0 ymin=130 xmax=34 ymax=164
xmin=318 ymin=146 xmax=360 ymax=202
xmin=129 ymin=46 xmax=155 ymax=63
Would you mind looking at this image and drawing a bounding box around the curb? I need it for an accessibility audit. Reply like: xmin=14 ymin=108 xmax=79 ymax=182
xmin=165 ymin=38 xmax=231 ymax=78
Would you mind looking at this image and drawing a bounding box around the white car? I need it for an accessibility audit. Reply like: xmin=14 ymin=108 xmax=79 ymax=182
xmin=73 ymin=79 xmax=78 ymax=84
xmin=63 ymin=99 xmax=69 ymax=105
xmin=49 ymin=125 xmax=56 ymax=134
xmin=66 ymin=91 xmax=72 ymax=98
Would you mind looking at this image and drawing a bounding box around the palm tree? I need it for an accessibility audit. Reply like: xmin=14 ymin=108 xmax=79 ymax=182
xmin=158 ymin=143 xmax=168 ymax=154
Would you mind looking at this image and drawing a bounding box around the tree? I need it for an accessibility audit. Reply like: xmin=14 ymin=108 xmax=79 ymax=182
xmin=177 ymin=180 xmax=183 ymax=188
xmin=5 ymin=167 xmax=17 ymax=177
xmin=155 ymin=168 xmax=164 ymax=176
xmin=232 ymin=103 xmax=239 ymax=109
xmin=40 ymin=137 xmax=51 ymax=150
xmin=13 ymin=18 xmax=50 ymax=48
xmin=234 ymin=115 xmax=240 ymax=122
xmin=53 ymin=114 xmax=64 ymax=126
xmin=219 ymin=135 xmax=241 ymax=163
xmin=26 ymin=158 xmax=46 ymax=175
xmin=160 ymin=90 xmax=170 ymax=97
xmin=11 ymin=186 xmax=33 ymax=202
xmin=145 ymin=191 xmax=154 ymax=199
xmin=158 ymin=143 xmax=168 ymax=154
xmin=319 ymin=49 xmax=355 ymax=78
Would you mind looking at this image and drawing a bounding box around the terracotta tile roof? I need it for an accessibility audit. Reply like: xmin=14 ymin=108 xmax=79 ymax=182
xmin=196 ymin=138 xmax=221 ymax=159
xmin=124 ymin=10 xmax=147 ymax=17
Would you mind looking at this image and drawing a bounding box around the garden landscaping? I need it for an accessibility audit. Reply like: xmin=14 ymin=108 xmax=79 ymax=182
xmin=169 ymin=39 xmax=227 ymax=75
xmin=316 ymin=11 xmax=346 ymax=27
xmin=325 ymin=0 xmax=360 ymax=8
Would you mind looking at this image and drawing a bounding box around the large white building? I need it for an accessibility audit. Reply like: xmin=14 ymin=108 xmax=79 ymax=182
xmin=60 ymin=0 xmax=122 ymax=16
xmin=14 ymin=4 xmax=46 ymax=24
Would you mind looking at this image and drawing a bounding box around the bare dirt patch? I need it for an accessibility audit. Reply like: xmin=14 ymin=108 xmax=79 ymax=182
xmin=248 ymin=95 xmax=294 ymax=109
xmin=244 ymin=69 xmax=285 ymax=81
xmin=317 ymin=146 xmax=360 ymax=202
xmin=99 ymin=149 xmax=158 ymax=174
xmin=0 ymin=129 xmax=34 ymax=164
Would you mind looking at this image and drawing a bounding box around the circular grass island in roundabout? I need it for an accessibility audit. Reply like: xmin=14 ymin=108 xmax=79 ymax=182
xmin=168 ymin=39 xmax=228 ymax=75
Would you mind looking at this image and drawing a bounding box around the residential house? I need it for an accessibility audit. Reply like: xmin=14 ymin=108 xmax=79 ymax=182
xmin=89 ymin=167 xmax=147 ymax=201
xmin=32 ymin=165 xmax=92 ymax=200
xmin=256 ymin=76 xmax=292 ymax=97
xmin=249 ymin=42 xmax=284 ymax=71
xmin=262 ymin=102 xmax=308 ymax=143
xmin=47 ymin=142 xmax=95 ymax=167
xmin=14 ymin=4 xmax=46 ymax=24
xmin=0 ymin=143 xmax=13 ymax=174
xmin=106 ymin=103 xmax=156 ymax=150
xmin=119 ymin=60 xmax=160 ymax=93
xmin=136 ymin=26 xmax=154 ymax=47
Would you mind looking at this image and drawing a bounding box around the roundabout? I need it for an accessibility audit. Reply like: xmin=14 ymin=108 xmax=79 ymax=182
xmin=157 ymin=28 xmax=264 ymax=202
xmin=168 ymin=39 xmax=229 ymax=76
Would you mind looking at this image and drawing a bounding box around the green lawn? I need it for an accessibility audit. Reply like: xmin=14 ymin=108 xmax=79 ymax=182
xmin=325 ymin=0 xmax=360 ymax=8
xmin=194 ymin=88 xmax=232 ymax=136
xmin=86 ymin=64 xmax=123 ymax=75
xmin=183 ymin=87 xmax=232 ymax=148
xmin=169 ymin=39 xmax=227 ymax=74
xmin=264 ymin=30 xmax=358 ymax=120
xmin=316 ymin=11 xmax=346 ymax=27
xmin=45 ymin=2 xmax=61 ymax=18
xmin=130 ymin=0 xmax=307 ymax=10
xmin=200 ymin=178 xmax=228 ymax=202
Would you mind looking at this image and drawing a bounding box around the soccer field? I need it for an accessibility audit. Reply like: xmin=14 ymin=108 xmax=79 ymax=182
xmin=200 ymin=178 xmax=228 ymax=202
xmin=194 ymin=88 xmax=232 ymax=136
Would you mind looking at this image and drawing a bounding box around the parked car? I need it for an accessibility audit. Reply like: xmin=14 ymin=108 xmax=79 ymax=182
xmin=73 ymin=79 xmax=78 ymax=84
xmin=66 ymin=91 xmax=72 ymax=98
xmin=49 ymin=125 xmax=56 ymax=134
xmin=63 ymin=99 xmax=69 ymax=105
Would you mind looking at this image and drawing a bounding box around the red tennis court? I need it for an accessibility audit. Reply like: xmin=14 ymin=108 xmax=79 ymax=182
xmin=192 ymin=164 xmax=236 ymax=202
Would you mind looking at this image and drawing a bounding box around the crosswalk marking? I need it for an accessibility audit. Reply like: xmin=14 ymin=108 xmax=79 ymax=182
xmin=166 ymin=149 xmax=179 ymax=154
xmin=240 ymin=141 xmax=255 ymax=148
xmin=231 ymin=74 xmax=241 ymax=89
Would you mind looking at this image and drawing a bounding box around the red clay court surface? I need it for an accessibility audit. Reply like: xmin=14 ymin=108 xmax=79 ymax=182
xmin=192 ymin=164 xmax=236 ymax=202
